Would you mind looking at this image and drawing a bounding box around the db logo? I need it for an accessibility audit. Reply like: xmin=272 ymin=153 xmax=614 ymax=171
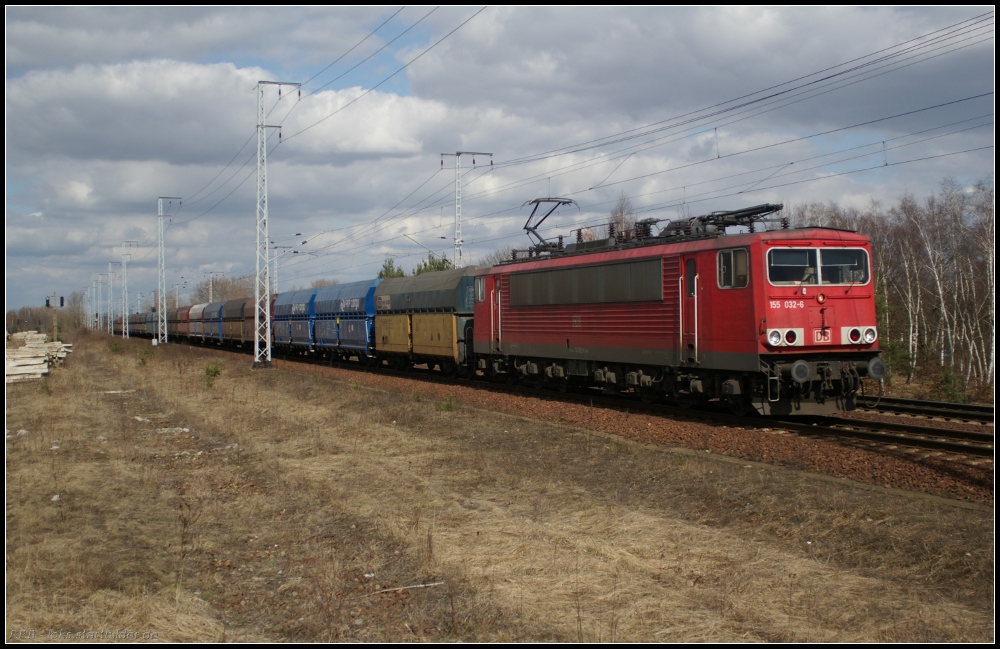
xmin=814 ymin=329 xmax=831 ymax=343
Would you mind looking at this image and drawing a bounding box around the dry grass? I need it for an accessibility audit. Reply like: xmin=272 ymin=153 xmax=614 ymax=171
xmin=5 ymin=331 xmax=993 ymax=642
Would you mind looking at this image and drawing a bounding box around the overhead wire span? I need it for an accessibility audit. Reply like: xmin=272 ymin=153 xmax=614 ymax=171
xmin=301 ymin=7 xmax=406 ymax=88
xmin=203 ymin=142 xmax=995 ymax=284
xmin=165 ymin=8 xmax=409 ymax=221
xmin=303 ymin=7 xmax=438 ymax=99
xmin=167 ymin=11 xmax=991 ymax=256
xmin=279 ymin=116 xmax=993 ymax=276
xmin=498 ymin=11 xmax=994 ymax=167
xmin=493 ymin=28 xmax=994 ymax=174
xmin=405 ymin=92 xmax=994 ymax=213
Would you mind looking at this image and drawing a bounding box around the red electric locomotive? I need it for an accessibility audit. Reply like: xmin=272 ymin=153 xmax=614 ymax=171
xmin=471 ymin=201 xmax=885 ymax=415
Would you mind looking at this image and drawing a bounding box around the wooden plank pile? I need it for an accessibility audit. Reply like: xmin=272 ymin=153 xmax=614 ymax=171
xmin=5 ymin=331 xmax=73 ymax=384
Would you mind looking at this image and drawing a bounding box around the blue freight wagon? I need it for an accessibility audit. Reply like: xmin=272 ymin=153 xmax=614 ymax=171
xmin=314 ymin=279 xmax=381 ymax=362
xmin=274 ymin=289 xmax=317 ymax=350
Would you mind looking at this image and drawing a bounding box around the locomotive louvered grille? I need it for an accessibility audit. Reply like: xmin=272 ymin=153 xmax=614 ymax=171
xmin=508 ymin=304 xmax=673 ymax=336
xmin=661 ymin=256 xmax=680 ymax=337
xmin=500 ymin=256 xmax=680 ymax=338
xmin=509 ymin=258 xmax=662 ymax=306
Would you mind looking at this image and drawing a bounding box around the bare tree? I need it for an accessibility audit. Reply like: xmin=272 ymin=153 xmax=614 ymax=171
xmin=478 ymin=245 xmax=516 ymax=266
xmin=971 ymin=178 xmax=995 ymax=388
xmin=189 ymin=275 xmax=253 ymax=304
xmin=607 ymin=192 xmax=637 ymax=240
xmin=886 ymin=200 xmax=923 ymax=382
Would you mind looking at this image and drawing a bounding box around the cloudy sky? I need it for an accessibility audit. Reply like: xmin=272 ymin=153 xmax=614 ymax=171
xmin=5 ymin=7 xmax=994 ymax=311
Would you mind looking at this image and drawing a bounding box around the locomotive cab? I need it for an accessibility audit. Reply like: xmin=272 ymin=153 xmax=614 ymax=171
xmin=754 ymin=231 xmax=884 ymax=415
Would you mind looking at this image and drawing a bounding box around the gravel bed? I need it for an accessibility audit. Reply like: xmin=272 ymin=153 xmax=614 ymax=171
xmin=278 ymin=360 xmax=993 ymax=504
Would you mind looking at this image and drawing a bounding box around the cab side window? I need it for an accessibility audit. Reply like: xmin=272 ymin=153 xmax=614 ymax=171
xmin=718 ymin=249 xmax=749 ymax=289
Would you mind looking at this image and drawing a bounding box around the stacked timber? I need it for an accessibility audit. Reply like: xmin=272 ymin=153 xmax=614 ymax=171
xmin=5 ymin=331 xmax=73 ymax=384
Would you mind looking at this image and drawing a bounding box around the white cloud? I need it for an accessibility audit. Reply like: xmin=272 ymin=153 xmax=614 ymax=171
xmin=4 ymin=7 xmax=994 ymax=309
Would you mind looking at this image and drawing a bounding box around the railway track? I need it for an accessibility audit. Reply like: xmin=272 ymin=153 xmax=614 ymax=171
xmin=858 ymin=395 xmax=994 ymax=424
xmin=499 ymin=383 xmax=994 ymax=461
xmin=274 ymin=344 xmax=994 ymax=460
xmin=776 ymin=415 xmax=993 ymax=459
xmin=425 ymin=369 xmax=997 ymax=460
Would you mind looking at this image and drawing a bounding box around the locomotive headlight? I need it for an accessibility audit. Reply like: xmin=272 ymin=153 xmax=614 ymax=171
xmin=849 ymin=328 xmax=861 ymax=343
xmin=863 ymin=327 xmax=877 ymax=343
xmin=816 ymin=293 xmax=826 ymax=304
xmin=768 ymin=330 xmax=782 ymax=346
xmin=784 ymin=330 xmax=797 ymax=345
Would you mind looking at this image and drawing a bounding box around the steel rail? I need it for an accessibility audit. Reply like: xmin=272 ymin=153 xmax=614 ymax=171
xmin=781 ymin=416 xmax=994 ymax=457
xmin=860 ymin=396 xmax=994 ymax=423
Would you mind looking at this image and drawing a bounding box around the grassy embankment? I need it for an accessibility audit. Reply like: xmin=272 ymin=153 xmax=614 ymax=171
xmin=5 ymin=331 xmax=993 ymax=642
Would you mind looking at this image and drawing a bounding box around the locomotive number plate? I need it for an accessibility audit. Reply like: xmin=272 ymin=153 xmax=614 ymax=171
xmin=770 ymin=300 xmax=805 ymax=309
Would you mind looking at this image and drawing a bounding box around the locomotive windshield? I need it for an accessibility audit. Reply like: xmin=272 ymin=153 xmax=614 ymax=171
xmin=768 ymin=248 xmax=869 ymax=286
xmin=819 ymin=249 xmax=869 ymax=285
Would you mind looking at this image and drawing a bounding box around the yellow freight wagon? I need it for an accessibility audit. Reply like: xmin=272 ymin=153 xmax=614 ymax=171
xmin=375 ymin=313 xmax=411 ymax=354
xmin=412 ymin=313 xmax=458 ymax=358
xmin=373 ymin=268 xmax=480 ymax=371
